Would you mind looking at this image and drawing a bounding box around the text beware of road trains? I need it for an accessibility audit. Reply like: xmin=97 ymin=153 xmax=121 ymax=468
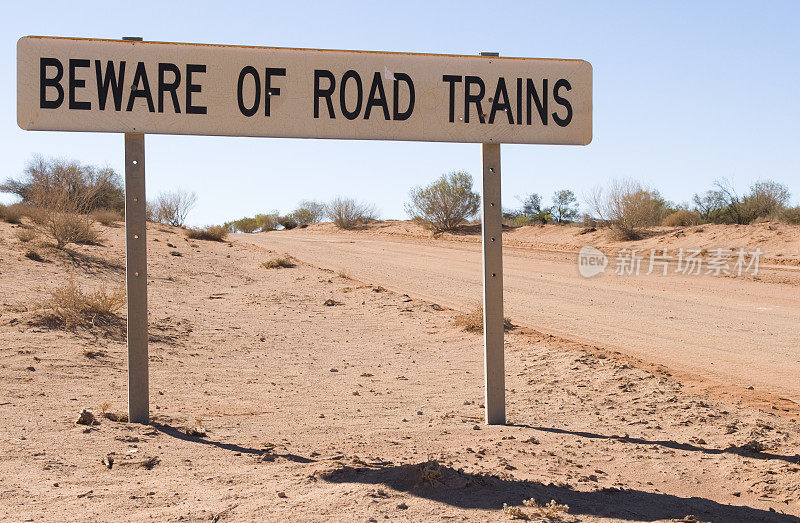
xmin=18 ymin=37 xmax=592 ymax=145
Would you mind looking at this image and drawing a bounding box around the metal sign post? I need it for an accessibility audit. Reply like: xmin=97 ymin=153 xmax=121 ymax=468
xmin=479 ymin=52 xmax=505 ymax=425
xmin=123 ymin=37 xmax=149 ymax=424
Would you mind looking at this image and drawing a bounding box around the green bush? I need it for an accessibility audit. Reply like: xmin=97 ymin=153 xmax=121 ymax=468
xmin=405 ymin=171 xmax=479 ymax=232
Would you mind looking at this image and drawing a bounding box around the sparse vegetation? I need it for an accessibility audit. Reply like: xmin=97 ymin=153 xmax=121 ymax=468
xmin=405 ymin=171 xmax=480 ymax=232
xmin=692 ymin=178 xmax=792 ymax=224
xmin=261 ymin=256 xmax=295 ymax=269
xmin=42 ymin=280 xmax=125 ymax=328
xmin=327 ymin=196 xmax=378 ymax=229
xmin=150 ymin=189 xmax=197 ymax=227
xmin=455 ymin=305 xmax=514 ymax=333
xmin=185 ymin=225 xmax=228 ymax=242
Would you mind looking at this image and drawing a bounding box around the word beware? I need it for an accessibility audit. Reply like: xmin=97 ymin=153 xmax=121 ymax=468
xmin=39 ymin=58 xmax=207 ymax=114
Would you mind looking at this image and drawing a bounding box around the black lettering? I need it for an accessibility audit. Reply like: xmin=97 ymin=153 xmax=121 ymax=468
xmin=340 ymin=70 xmax=363 ymax=120
xmin=364 ymin=72 xmax=389 ymax=120
xmin=95 ymin=60 xmax=125 ymax=111
xmin=186 ymin=64 xmax=207 ymax=115
xmin=516 ymin=78 xmax=522 ymax=125
xmin=552 ymin=78 xmax=572 ymax=127
xmin=392 ymin=73 xmax=414 ymax=121
xmin=313 ymin=69 xmax=335 ymax=118
xmin=39 ymin=57 xmax=64 ymax=109
xmin=488 ymin=77 xmax=513 ymax=124
xmin=464 ymin=76 xmax=485 ymax=124
xmin=526 ymin=78 xmax=548 ymax=125
xmin=158 ymin=62 xmax=181 ymax=113
xmin=68 ymin=59 xmax=91 ymax=110
xmin=237 ymin=66 xmax=260 ymax=117
xmin=126 ymin=62 xmax=155 ymax=112
xmin=442 ymin=75 xmax=462 ymax=123
xmin=264 ymin=67 xmax=285 ymax=117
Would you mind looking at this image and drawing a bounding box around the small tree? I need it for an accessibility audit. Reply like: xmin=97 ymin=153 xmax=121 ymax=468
xmin=405 ymin=171 xmax=480 ymax=232
xmin=326 ymin=197 xmax=378 ymax=229
xmin=551 ymin=189 xmax=579 ymax=223
xmin=151 ymin=189 xmax=197 ymax=227
xmin=692 ymin=190 xmax=727 ymax=221
xmin=518 ymin=193 xmax=542 ymax=216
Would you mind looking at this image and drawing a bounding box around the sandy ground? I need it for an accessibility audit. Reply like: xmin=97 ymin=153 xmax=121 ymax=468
xmin=238 ymin=221 xmax=800 ymax=415
xmin=1 ymin=219 xmax=800 ymax=522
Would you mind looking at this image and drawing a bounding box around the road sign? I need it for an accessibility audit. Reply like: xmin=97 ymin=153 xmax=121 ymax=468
xmin=18 ymin=36 xmax=592 ymax=145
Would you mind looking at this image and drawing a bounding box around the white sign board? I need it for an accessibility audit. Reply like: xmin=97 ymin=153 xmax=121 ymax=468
xmin=18 ymin=36 xmax=592 ymax=145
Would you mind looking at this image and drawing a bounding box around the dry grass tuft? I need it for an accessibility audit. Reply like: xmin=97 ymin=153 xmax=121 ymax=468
xmin=15 ymin=228 xmax=37 ymax=242
xmin=502 ymin=499 xmax=570 ymax=520
xmin=185 ymin=225 xmax=229 ymax=242
xmin=455 ymin=306 xmax=514 ymax=333
xmin=523 ymin=498 xmax=570 ymax=518
xmin=261 ymin=256 xmax=295 ymax=269
xmin=42 ymin=280 xmax=125 ymax=329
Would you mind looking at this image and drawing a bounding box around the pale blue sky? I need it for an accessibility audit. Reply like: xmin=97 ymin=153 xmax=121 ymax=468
xmin=2 ymin=1 xmax=798 ymax=225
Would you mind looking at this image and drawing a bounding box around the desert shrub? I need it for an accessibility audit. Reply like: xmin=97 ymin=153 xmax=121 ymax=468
xmin=278 ymin=214 xmax=298 ymax=230
xmin=454 ymin=306 xmax=514 ymax=333
xmin=742 ymin=180 xmax=791 ymax=222
xmin=261 ymin=256 xmax=295 ymax=269
xmin=185 ymin=225 xmax=228 ymax=241
xmin=327 ymin=197 xmax=378 ymax=229
xmin=150 ymin=189 xmax=197 ymax=227
xmin=1 ymin=156 xmax=124 ymax=212
xmin=778 ymin=206 xmax=800 ymax=225
xmin=405 ymin=171 xmax=480 ymax=232
xmin=44 ymin=280 xmax=125 ymax=328
xmin=0 ymin=203 xmax=24 ymax=224
xmin=512 ymin=215 xmax=532 ymax=227
xmin=15 ymin=228 xmax=37 ymax=242
xmin=92 ymin=208 xmax=122 ymax=226
xmin=663 ymin=209 xmax=702 ymax=227
xmin=28 ymin=186 xmax=100 ymax=248
xmin=587 ymin=179 xmax=670 ymax=239
xmin=551 ymin=189 xmax=579 ymax=223
xmin=256 ymin=213 xmax=280 ymax=231
xmin=227 ymin=217 xmax=260 ymax=233
xmin=292 ymin=200 xmax=326 ymax=225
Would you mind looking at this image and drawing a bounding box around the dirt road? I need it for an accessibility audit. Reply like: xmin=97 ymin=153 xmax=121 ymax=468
xmin=240 ymin=228 xmax=800 ymax=408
